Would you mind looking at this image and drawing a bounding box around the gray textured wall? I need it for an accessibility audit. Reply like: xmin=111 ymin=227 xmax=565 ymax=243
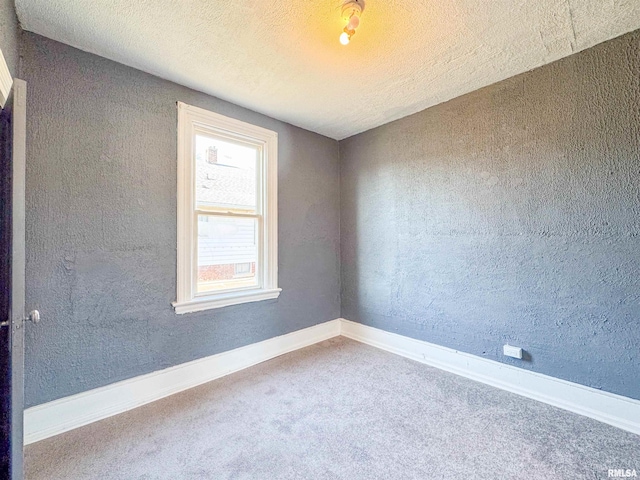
xmin=0 ymin=0 xmax=19 ymax=77
xmin=340 ymin=31 xmax=640 ymax=400
xmin=21 ymin=33 xmax=340 ymax=407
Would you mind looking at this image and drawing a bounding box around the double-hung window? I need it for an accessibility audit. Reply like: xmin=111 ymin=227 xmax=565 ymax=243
xmin=173 ymin=102 xmax=280 ymax=314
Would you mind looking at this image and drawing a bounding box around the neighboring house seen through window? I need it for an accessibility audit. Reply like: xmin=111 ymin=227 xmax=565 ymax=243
xmin=173 ymin=103 xmax=280 ymax=314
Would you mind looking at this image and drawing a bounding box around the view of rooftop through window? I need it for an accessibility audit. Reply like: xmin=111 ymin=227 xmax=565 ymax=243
xmin=195 ymin=135 xmax=257 ymax=211
xmin=195 ymin=134 xmax=259 ymax=293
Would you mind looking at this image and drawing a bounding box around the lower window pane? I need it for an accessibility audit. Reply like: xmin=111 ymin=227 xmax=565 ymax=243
xmin=197 ymin=215 xmax=259 ymax=293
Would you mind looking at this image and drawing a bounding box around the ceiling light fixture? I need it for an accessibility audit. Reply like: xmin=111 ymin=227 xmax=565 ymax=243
xmin=340 ymin=0 xmax=365 ymax=45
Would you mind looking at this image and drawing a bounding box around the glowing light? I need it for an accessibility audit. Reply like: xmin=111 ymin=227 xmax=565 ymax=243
xmin=339 ymin=1 xmax=364 ymax=45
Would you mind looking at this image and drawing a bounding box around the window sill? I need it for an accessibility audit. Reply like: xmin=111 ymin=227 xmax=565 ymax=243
xmin=172 ymin=288 xmax=282 ymax=315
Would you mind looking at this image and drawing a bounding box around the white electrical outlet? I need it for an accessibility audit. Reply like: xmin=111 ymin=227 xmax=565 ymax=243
xmin=503 ymin=344 xmax=523 ymax=359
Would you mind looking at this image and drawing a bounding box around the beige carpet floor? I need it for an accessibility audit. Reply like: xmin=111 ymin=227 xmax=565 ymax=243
xmin=25 ymin=337 xmax=639 ymax=479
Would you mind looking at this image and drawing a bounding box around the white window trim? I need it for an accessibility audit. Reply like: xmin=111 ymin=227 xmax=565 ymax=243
xmin=172 ymin=102 xmax=280 ymax=314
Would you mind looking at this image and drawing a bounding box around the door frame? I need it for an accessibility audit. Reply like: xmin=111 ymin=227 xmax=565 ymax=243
xmin=10 ymin=78 xmax=26 ymax=480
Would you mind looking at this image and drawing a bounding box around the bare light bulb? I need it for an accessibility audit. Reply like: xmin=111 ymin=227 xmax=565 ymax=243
xmin=339 ymin=1 xmax=364 ymax=45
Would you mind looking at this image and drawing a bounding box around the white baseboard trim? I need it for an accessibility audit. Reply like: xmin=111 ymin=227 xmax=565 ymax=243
xmin=25 ymin=317 xmax=640 ymax=445
xmin=339 ymin=318 xmax=640 ymax=436
xmin=24 ymin=319 xmax=341 ymax=445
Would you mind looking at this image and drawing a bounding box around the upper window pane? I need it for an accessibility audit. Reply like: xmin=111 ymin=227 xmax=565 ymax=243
xmin=195 ymin=134 xmax=258 ymax=212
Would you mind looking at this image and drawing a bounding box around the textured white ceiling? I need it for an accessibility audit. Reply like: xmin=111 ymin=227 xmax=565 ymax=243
xmin=15 ymin=0 xmax=640 ymax=139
